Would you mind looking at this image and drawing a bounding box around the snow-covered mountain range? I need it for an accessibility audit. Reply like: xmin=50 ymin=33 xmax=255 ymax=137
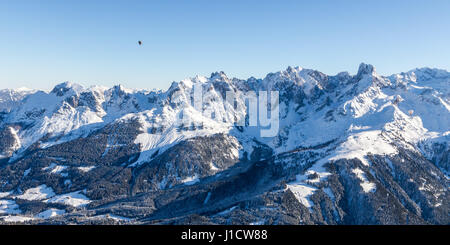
xmin=0 ymin=63 xmax=448 ymax=224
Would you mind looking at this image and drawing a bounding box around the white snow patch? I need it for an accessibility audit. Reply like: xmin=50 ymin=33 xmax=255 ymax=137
xmin=9 ymin=127 xmax=22 ymax=151
xmin=87 ymin=214 xmax=133 ymax=222
xmin=77 ymin=166 xmax=96 ymax=173
xmin=0 ymin=192 xmax=12 ymax=198
xmin=215 ymin=206 xmax=238 ymax=216
xmin=418 ymin=178 xmax=435 ymax=192
xmin=437 ymin=96 xmax=450 ymax=111
xmin=284 ymin=159 xmax=332 ymax=211
xmin=351 ymin=168 xmax=376 ymax=193
xmin=330 ymin=130 xmax=397 ymax=166
xmin=42 ymin=163 xmax=68 ymax=176
xmin=0 ymin=200 xmax=21 ymax=214
xmin=348 ymin=124 xmax=371 ymax=132
xmin=36 ymin=208 xmax=66 ymax=219
xmin=45 ymin=191 xmax=91 ymax=207
xmin=51 ymin=166 xmax=68 ymax=174
xmin=208 ymin=162 xmax=219 ymax=171
xmin=287 ymin=183 xmax=317 ymax=209
xmin=250 ymin=219 xmax=265 ymax=225
xmin=105 ymin=214 xmax=133 ymax=222
xmin=230 ymin=147 xmax=240 ymax=159
xmin=182 ymin=175 xmax=200 ymax=186
xmin=16 ymin=185 xmax=55 ymax=201
xmin=294 ymin=159 xmax=332 ymax=185
xmin=1 ymin=215 xmax=34 ymax=222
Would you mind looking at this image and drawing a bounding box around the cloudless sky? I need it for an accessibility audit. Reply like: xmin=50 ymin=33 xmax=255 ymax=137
xmin=1 ymin=0 xmax=449 ymax=90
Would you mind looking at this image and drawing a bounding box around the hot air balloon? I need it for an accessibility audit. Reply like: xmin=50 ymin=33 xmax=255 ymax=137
xmin=138 ymin=40 xmax=142 ymax=46
xmin=408 ymin=110 xmax=414 ymax=116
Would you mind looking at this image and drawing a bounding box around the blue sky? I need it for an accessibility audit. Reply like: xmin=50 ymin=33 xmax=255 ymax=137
xmin=1 ymin=0 xmax=449 ymax=90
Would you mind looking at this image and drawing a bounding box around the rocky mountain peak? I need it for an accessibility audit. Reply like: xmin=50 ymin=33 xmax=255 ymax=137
xmin=210 ymin=71 xmax=229 ymax=82
xmin=51 ymin=82 xmax=83 ymax=97
xmin=0 ymin=64 xmax=448 ymax=225
xmin=356 ymin=63 xmax=376 ymax=78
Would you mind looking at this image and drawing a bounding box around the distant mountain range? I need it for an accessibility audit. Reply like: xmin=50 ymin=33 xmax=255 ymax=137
xmin=0 ymin=63 xmax=448 ymax=224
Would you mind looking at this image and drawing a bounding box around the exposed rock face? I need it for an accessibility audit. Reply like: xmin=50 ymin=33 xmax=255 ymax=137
xmin=0 ymin=63 xmax=448 ymax=224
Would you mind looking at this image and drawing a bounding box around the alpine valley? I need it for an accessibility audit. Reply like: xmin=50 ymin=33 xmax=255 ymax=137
xmin=0 ymin=63 xmax=448 ymax=224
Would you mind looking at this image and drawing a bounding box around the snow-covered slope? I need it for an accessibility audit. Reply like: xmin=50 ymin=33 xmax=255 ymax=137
xmin=1 ymin=64 xmax=448 ymax=167
xmin=0 ymin=63 xmax=448 ymax=224
xmin=0 ymin=87 xmax=35 ymax=113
